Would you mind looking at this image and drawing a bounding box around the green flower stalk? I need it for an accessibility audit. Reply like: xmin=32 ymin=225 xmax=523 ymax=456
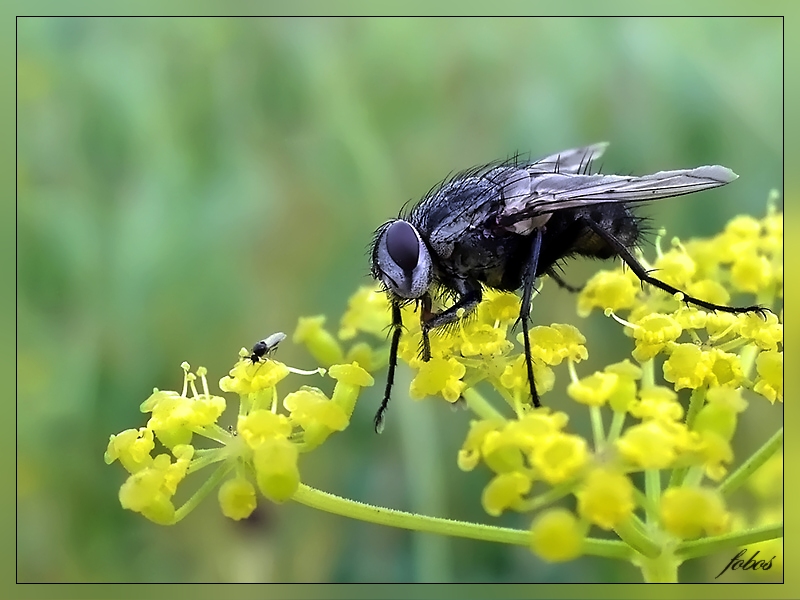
xmin=105 ymin=198 xmax=783 ymax=582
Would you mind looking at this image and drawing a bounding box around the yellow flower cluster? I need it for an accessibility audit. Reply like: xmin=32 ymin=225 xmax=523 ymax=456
xmin=577 ymin=206 xmax=782 ymax=404
xmin=304 ymin=284 xmax=588 ymax=412
xmin=104 ymin=201 xmax=782 ymax=582
xmin=451 ymin=206 xmax=782 ymax=564
xmin=105 ymin=353 xmax=373 ymax=523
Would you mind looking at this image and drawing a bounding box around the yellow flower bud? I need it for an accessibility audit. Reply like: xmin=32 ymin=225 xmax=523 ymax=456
xmin=530 ymin=508 xmax=584 ymax=562
xmin=481 ymin=472 xmax=532 ymax=517
xmin=754 ymin=350 xmax=782 ymax=403
xmin=577 ymin=468 xmax=636 ymax=530
xmin=294 ymin=316 xmax=345 ymax=366
xmin=660 ymin=487 xmax=730 ymax=539
xmin=338 ymin=286 xmax=391 ymax=340
xmin=409 ymin=356 xmax=466 ymax=402
xmin=531 ymin=433 xmax=587 ymax=484
xmin=328 ymin=362 xmax=374 ymax=417
xmin=567 ymin=372 xmax=618 ymax=407
xmin=577 ymin=270 xmax=638 ymax=317
xmin=253 ymin=437 xmax=300 ymax=503
xmin=218 ymin=476 xmax=257 ymax=521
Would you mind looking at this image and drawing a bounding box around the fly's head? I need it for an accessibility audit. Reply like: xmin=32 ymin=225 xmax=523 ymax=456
xmin=371 ymin=219 xmax=433 ymax=300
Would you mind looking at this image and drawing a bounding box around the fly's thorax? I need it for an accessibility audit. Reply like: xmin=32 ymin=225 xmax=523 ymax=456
xmin=430 ymin=225 xmax=532 ymax=292
xmin=372 ymin=219 xmax=433 ymax=299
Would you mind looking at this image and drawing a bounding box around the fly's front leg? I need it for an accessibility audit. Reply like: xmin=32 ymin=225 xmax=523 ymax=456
xmin=374 ymin=300 xmax=403 ymax=433
xmin=419 ymin=293 xmax=434 ymax=361
xmin=419 ymin=285 xmax=482 ymax=361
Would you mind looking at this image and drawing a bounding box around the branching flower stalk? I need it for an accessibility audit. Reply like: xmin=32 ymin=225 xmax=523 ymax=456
xmin=105 ymin=197 xmax=783 ymax=582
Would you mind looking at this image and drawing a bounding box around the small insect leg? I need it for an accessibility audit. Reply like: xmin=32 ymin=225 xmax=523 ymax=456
xmin=374 ymin=301 xmax=404 ymax=433
xmin=547 ymin=269 xmax=584 ymax=294
xmin=579 ymin=217 xmax=769 ymax=317
xmin=520 ymin=228 xmax=544 ymax=409
xmin=419 ymin=293 xmax=434 ymax=362
xmin=419 ymin=287 xmax=483 ymax=362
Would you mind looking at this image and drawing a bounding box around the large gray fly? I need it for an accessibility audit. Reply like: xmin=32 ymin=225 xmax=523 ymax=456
xmin=369 ymin=143 xmax=764 ymax=432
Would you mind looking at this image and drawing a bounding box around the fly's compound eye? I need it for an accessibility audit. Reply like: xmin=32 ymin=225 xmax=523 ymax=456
xmin=385 ymin=220 xmax=419 ymax=271
xmin=374 ymin=219 xmax=432 ymax=299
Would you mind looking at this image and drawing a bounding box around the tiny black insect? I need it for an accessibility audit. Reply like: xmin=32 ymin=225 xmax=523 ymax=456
xmin=247 ymin=332 xmax=287 ymax=364
xmin=370 ymin=143 xmax=765 ymax=433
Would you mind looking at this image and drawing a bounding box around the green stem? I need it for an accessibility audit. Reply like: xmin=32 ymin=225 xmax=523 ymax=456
xmin=191 ymin=423 xmax=230 ymax=445
xmin=489 ymin=379 xmax=523 ymax=415
xmin=589 ymin=406 xmax=606 ymax=452
xmin=515 ymin=481 xmax=575 ymax=512
xmin=583 ymin=538 xmax=635 ymax=560
xmin=667 ymin=466 xmax=688 ymax=489
xmin=668 ymin=388 xmax=707 ymax=488
xmin=614 ymin=516 xmax=661 ymax=559
xmin=292 ymin=483 xmax=628 ymax=559
xmin=632 ymin=486 xmax=659 ymax=519
xmin=640 ymin=359 xmax=655 ymax=389
xmin=718 ymin=428 xmax=783 ymax=497
xmin=462 ymin=388 xmax=507 ymax=422
xmin=716 ymin=338 xmax=749 ymax=354
xmin=239 ymin=392 xmax=252 ymax=417
xmin=684 ymin=387 xmax=706 ymax=430
xmin=173 ymin=462 xmax=233 ymax=523
xmin=293 ymin=483 xmax=527 ymax=545
xmin=187 ymin=449 xmax=227 ymax=474
xmin=644 ymin=470 xmax=661 ymax=526
xmin=676 ymin=522 xmax=783 ymax=560
xmin=636 ymin=551 xmax=680 ymax=583
xmin=682 ymin=466 xmax=705 ymax=487
xmin=606 ymin=410 xmax=626 ymax=444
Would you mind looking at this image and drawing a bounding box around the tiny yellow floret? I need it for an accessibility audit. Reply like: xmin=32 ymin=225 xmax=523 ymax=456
xmin=529 ymin=508 xmax=584 ymax=562
xmin=660 ymin=487 xmax=730 ymax=539
xmin=577 ymin=468 xmax=636 ymax=530
xmin=218 ymin=476 xmax=258 ymax=521
xmin=481 ymin=471 xmax=532 ymax=517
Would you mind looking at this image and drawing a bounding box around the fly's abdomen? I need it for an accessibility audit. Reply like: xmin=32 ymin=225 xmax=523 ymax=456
xmin=543 ymin=204 xmax=642 ymax=263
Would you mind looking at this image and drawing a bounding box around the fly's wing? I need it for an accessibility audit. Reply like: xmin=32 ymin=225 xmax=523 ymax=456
xmin=498 ymin=165 xmax=737 ymax=231
xmin=416 ymin=143 xmax=610 ymax=234
xmin=527 ymin=142 xmax=609 ymax=175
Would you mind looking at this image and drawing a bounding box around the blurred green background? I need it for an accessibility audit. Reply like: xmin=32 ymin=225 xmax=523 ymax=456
xmin=17 ymin=17 xmax=782 ymax=584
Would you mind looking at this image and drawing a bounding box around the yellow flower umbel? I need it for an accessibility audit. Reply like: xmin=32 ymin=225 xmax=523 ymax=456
xmin=445 ymin=201 xmax=782 ymax=580
xmin=104 ymin=198 xmax=782 ymax=584
xmin=105 ymin=344 xmax=373 ymax=523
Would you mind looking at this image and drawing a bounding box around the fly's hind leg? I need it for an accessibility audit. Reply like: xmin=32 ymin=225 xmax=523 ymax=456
xmin=547 ymin=269 xmax=584 ymax=294
xmin=579 ymin=216 xmax=770 ymax=317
